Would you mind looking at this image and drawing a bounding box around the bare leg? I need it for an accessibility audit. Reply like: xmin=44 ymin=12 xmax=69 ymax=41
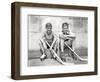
xmin=60 ymin=39 xmax=67 ymax=62
xmin=39 ymin=39 xmax=47 ymax=61
xmin=50 ymin=40 xmax=58 ymax=59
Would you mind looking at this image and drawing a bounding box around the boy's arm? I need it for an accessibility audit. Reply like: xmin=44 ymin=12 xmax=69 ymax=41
xmin=59 ymin=32 xmax=76 ymax=40
xmin=65 ymin=35 xmax=76 ymax=40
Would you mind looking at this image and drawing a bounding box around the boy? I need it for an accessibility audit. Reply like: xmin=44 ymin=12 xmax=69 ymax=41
xmin=59 ymin=22 xmax=75 ymax=62
xmin=39 ymin=23 xmax=58 ymax=61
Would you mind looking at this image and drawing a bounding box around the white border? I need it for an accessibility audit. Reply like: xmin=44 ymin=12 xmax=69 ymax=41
xmin=20 ymin=7 xmax=95 ymax=75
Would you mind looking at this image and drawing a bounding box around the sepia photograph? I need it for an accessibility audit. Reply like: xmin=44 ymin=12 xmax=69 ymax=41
xmin=28 ymin=15 xmax=88 ymax=66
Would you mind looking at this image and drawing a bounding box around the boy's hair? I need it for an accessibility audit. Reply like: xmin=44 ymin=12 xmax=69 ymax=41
xmin=46 ymin=23 xmax=52 ymax=28
xmin=62 ymin=22 xmax=69 ymax=29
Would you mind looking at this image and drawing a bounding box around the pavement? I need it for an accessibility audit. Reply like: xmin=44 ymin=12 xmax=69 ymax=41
xmin=28 ymin=49 xmax=88 ymax=66
xmin=28 ymin=56 xmax=87 ymax=66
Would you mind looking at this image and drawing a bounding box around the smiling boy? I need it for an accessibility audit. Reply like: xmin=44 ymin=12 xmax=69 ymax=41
xmin=59 ymin=22 xmax=76 ymax=62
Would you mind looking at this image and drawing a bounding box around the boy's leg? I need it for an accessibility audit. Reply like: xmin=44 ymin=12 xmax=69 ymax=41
xmin=60 ymin=39 xmax=67 ymax=62
xmin=65 ymin=40 xmax=76 ymax=60
xmin=51 ymin=40 xmax=58 ymax=59
xmin=60 ymin=39 xmax=64 ymax=52
xmin=39 ymin=39 xmax=47 ymax=61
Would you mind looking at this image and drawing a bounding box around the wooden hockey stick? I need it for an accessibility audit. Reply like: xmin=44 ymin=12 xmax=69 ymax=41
xmin=64 ymin=42 xmax=88 ymax=61
xmin=44 ymin=40 xmax=69 ymax=65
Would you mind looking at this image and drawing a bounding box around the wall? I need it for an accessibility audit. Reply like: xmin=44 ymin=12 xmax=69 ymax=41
xmin=0 ymin=0 xmax=100 ymax=82
xmin=29 ymin=16 xmax=88 ymax=50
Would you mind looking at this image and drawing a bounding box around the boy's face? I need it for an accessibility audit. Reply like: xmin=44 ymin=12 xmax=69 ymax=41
xmin=62 ymin=25 xmax=69 ymax=33
xmin=46 ymin=25 xmax=52 ymax=35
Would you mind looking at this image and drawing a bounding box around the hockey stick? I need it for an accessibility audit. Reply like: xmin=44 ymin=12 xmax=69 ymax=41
xmin=64 ymin=42 xmax=88 ymax=61
xmin=44 ymin=39 xmax=69 ymax=65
